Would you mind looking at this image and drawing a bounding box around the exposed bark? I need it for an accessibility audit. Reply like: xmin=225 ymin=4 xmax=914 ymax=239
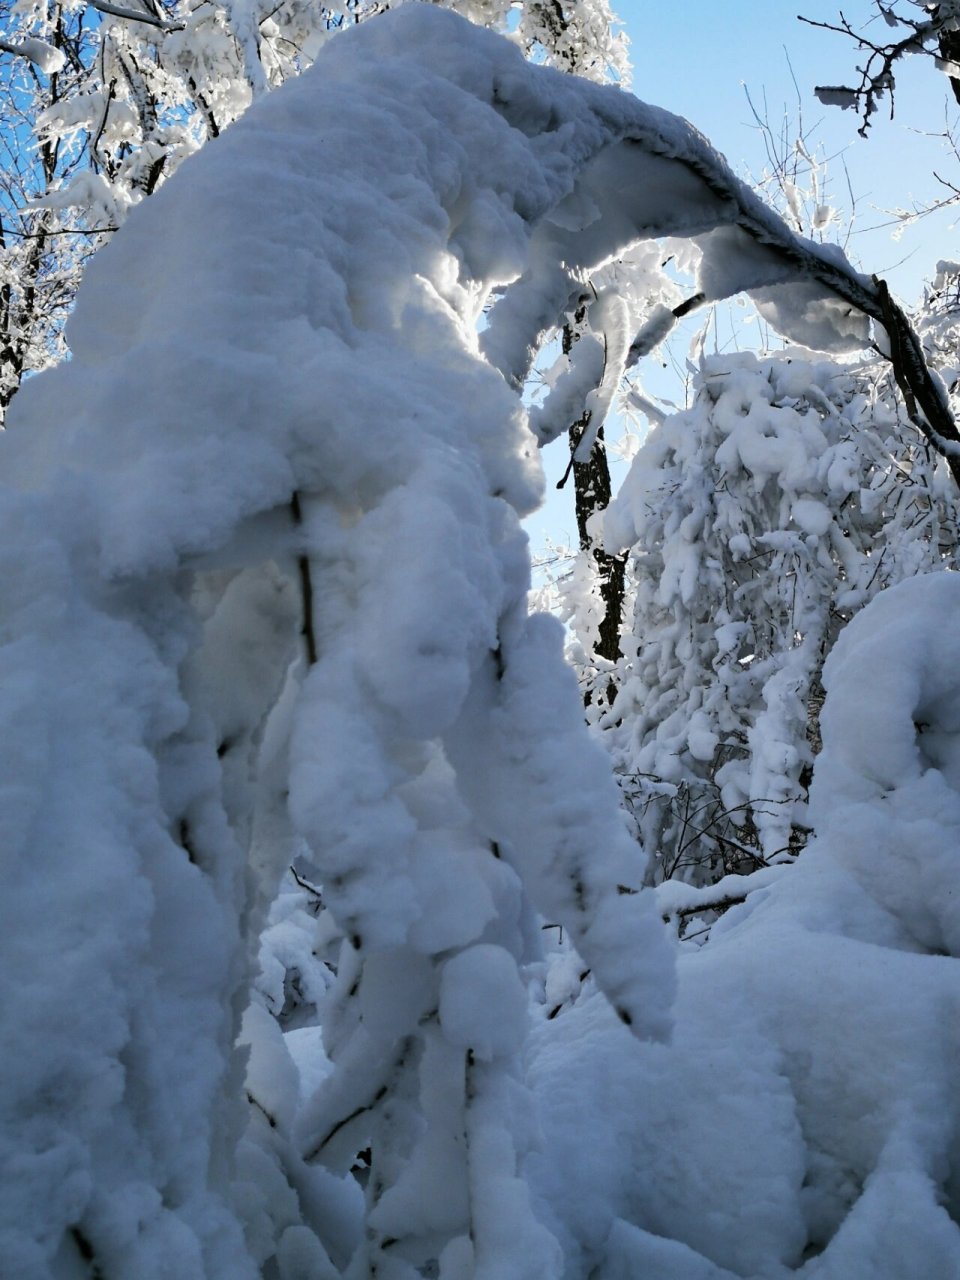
xmin=567 ymin=415 xmax=626 ymax=671
xmin=556 ymin=312 xmax=625 ymax=706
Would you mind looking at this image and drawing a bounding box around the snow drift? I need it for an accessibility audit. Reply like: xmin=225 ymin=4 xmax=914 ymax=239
xmin=532 ymin=571 xmax=960 ymax=1278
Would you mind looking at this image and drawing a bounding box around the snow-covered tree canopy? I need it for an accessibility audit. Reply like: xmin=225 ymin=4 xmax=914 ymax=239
xmin=0 ymin=0 xmax=626 ymax=424
xmin=599 ymin=348 xmax=960 ymax=900
xmin=2 ymin=7 xmax=959 ymax=1278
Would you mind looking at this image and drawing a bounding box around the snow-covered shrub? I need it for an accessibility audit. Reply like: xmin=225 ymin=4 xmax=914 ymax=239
xmin=1 ymin=11 xmax=698 ymax=1273
xmin=601 ymin=349 xmax=960 ymax=898
xmin=531 ymin=571 xmax=960 ymax=1278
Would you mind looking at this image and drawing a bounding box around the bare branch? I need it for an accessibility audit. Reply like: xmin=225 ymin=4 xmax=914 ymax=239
xmin=290 ymin=491 xmax=318 ymax=665
xmin=799 ymin=4 xmax=953 ymax=136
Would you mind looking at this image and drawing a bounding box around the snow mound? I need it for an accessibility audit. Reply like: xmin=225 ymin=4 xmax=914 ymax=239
xmin=531 ymin=572 xmax=960 ymax=1278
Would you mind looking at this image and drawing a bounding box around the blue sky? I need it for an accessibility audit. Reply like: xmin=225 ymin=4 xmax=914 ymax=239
xmin=525 ymin=1 xmax=960 ymax=554
xmin=621 ymin=0 xmax=958 ymax=296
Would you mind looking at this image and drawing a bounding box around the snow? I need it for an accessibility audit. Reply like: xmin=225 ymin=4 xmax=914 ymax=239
xmin=530 ymin=572 xmax=960 ymax=1278
xmin=529 ymin=333 xmax=606 ymax=446
xmin=17 ymin=36 xmax=66 ymax=74
xmin=439 ymin=945 xmax=529 ymax=1061
xmin=815 ymin=86 xmax=859 ymax=111
xmin=3 ymin=5 xmax=958 ymax=1277
xmin=0 ymin=9 xmax=688 ymax=1273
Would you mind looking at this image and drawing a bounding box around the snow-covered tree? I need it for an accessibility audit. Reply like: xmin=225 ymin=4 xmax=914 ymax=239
xmin=0 ymin=0 xmax=628 ymax=420
xmin=1 ymin=8 xmax=957 ymax=1278
xmin=598 ymin=348 xmax=960 ymax=906
xmin=550 ymin=28 xmax=960 ymax=911
xmin=0 ymin=0 xmax=102 ymax=422
xmin=529 ymin=239 xmax=703 ymax=708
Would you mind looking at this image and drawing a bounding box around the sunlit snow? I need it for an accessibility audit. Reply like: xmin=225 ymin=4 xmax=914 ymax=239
xmin=2 ymin=8 xmax=959 ymax=1279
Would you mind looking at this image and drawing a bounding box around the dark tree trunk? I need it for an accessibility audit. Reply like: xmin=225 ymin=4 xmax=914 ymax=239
xmin=568 ymin=417 xmax=626 ymax=668
xmin=559 ymin=314 xmax=626 ymax=709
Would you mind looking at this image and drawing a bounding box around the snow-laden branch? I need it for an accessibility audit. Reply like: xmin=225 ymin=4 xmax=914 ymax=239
xmin=656 ymin=865 xmax=792 ymax=921
xmin=478 ymin=57 xmax=960 ymax=478
xmin=0 ymin=35 xmax=67 ymax=72
xmin=86 ymin=0 xmax=185 ymax=30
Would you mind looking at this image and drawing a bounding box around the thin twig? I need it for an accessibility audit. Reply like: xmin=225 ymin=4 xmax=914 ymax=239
xmin=290 ymin=491 xmax=318 ymax=665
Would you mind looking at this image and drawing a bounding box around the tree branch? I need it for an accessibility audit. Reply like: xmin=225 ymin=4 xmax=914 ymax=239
xmin=87 ymin=0 xmax=184 ymax=31
xmin=631 ymin=133 xmax=960 ymax=481
xmin=290 ymin=491 xmax=318 ymax=666
xmin=799 ymin=6 xmax=945 ymax=135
